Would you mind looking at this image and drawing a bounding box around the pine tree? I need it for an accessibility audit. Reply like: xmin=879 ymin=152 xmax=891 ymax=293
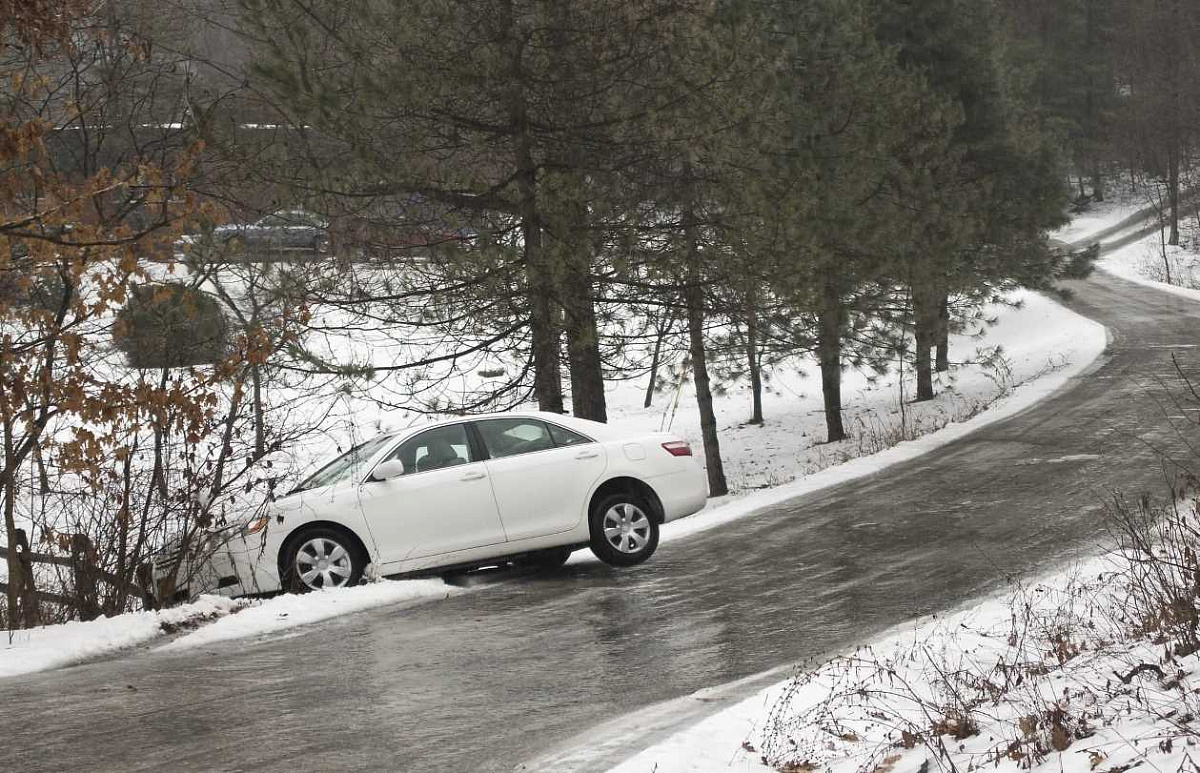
xmin=878 ymin=0 xmax=1070 ymax=403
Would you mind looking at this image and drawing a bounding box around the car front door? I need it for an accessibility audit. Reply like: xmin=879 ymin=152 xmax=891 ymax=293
xmin=473 ymin=418 xmax=607 ymax=541
xmin=357 ymin=422 xmax=507 ymax=567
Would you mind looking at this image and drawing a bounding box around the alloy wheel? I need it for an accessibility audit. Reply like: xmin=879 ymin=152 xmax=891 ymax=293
xmin=294 ymin=537 xmax=353 ymax=590
xmin=602 ymin=503 xmax=652 ymax=554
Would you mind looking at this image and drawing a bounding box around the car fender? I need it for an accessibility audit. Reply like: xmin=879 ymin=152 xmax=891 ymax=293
xmin=267 ymin=484 xmax=382 ymax=564
xmin=582 ymin=439 xmax=671 ymax=520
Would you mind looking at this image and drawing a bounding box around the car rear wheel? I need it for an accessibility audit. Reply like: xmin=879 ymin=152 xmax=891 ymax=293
xmin=283 ymin=527 xmax=366 ymax=592
xmin=588 ymin=493 xmax=659 ymax=567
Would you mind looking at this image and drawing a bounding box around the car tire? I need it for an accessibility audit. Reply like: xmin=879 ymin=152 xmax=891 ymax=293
xmin=518 ymin=547 xmax=573 ymax=571
xmin=282 ymin=527 xmax=367 ymax=592
xmin=588 ymin=492 xmax=659 ymax=567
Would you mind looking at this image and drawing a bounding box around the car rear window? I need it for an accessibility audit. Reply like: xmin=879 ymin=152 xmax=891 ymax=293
xmin=547 ymin=423 xmax=593 ymax=447
xmin=476 ymin=419 xmax=555 ymax=459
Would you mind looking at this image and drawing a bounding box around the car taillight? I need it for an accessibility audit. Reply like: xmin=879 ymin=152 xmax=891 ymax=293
xmin=662 ymin=441 xmax=693 ymax=457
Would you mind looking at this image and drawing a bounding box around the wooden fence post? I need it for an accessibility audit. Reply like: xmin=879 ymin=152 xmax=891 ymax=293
xmin=137 ymin=562 xmax=159 ymax=611
xmin=13 ymin=529 xmax=41 ymax=627
xmin=70 ymin=534 xmax=102 ymax=621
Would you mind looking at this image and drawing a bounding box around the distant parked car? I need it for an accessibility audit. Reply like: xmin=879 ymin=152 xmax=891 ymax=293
xmin=210 ymin=208 xmax=331 ymax=256
xmin=162 ymin=412 xmax=708 ymax=597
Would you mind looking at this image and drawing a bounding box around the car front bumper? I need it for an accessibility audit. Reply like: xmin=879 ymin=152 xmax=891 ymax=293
xmin=204 ymin=534 xmax=284 ymax=596
xmin=152 ymin=530 xmax=284 ymax=601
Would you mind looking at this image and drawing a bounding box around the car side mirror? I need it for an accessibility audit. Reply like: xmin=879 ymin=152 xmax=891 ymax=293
xmin=370 ymin=459 xmax=405 ymax=481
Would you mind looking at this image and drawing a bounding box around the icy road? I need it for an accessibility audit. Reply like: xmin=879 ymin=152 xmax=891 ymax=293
xmin=3 ymin=269 xmax=1198 ymax=772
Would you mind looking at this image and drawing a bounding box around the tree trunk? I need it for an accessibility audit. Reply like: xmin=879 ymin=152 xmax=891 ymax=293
xmin=644 ymin=309 xmax=673 ymax=409
xmin=110 ymin=446 xmax=134 ymax=613
xmin=11 ymin=527 xmax=40 ymax=627
xmin=2 ymin=470 xmax=21 ymax=629
xmin=525 ymin=215 xmax=563 ymax=412
xmin=817 ymin=275 xmax=846 ymax=443
xmin=0 ymin=412 xmax=32 ymax=628
xmin=503 ymin=0 xmax=562 ymax=412
xmin=1085 ymin=0 xmax=1103 ymax=204
xmin=935 ymin=294 xmax=950 ymax=373
xmin=32 ymin=440 xmax=48 ymax=494
xmin=685 ymin=288 xmax=726 ymax=497
xmin=251 ymin=361 xmax=266 ymax=459
xmin=1 ymin=386 xmax=48 ymax=628
xmin=153 ymin=368 xmax=169 ymax=500
xmin=745 ymin=311 xmax=763 ymax=425
xmin=683 ymin=198 xmax=727 ymax=497
xmin=561 ymin=254 xmax=607 ymax=422
xmin=913 ymin=286 xmax=937 ymax=402
xmin=1169 ymin=143 xmax=1181 ymax=246
xmin=1160 ymin=223 xmax=1174 ymax=285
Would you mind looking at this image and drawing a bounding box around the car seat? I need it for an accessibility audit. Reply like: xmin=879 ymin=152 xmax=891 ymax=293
xmin=416 ymin=438 xmax=466 ymax=472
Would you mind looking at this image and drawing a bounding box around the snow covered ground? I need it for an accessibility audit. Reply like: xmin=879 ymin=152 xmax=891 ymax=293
xmin=586 ymin=193 xmax=1200 ymax=773
xmin=602 ymin=548 xmax=1194 ymax=773
xmin=1058 ymin=178 xmax=1200 ymax=302
xmin=605 ymin=289 xmax=1104 ymax=503
xmin=577 ymin=292 xmax=1106 ymax=561
xmin=1101 ymin=227 xmax=1200 ymax=302
xmin=1054 ymin=193 xmax=1150 ymax=245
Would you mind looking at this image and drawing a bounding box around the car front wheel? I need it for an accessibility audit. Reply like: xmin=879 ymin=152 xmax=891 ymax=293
xmin=588 ymin=493 xmax=659 ymax=567
xmin=283 ymin=528 xmax=366 ymax=592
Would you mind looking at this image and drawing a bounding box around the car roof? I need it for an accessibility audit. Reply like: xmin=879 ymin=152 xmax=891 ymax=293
xmin=384 ymin=410 xmax=629 ymax=445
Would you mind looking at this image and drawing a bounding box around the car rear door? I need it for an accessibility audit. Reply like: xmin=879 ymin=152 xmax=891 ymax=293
xmin=356 ymin=422 xmax=507 ymax=567
xmin=473 ymin=418 xmax=607 ymax=540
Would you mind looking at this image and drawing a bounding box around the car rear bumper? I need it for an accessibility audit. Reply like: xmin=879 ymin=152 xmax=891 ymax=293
xmin=650 ymin=460 xmax=708 ymax=522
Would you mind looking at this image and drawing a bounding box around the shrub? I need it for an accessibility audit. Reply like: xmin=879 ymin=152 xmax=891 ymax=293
xmin=113 ymin=282 xmax=229 ymax=369
xmin=0 ymin=264 xmax=69 ymax=313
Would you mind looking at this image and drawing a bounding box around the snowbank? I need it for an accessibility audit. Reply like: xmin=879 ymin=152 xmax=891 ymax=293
xmin=0 ymin=578 xmax=459 ymax=679
xmin=158 ymin=577 xmax=460 ymax=651
xmin=0 ymin=595 xmax=242 ymax=679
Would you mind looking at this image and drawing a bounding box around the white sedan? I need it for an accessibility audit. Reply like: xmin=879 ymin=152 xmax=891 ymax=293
xmin=199 ymin=412 xmax=708 ymax=595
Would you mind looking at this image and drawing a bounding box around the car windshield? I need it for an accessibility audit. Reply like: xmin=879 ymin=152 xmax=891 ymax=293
xmin=291 ymin=435 xmax=394 ymax=493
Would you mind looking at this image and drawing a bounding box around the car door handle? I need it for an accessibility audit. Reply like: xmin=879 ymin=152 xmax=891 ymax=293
xmin=574 ymin=451 xmax=600 ymax=460
xmin=460 ymin=471 xmax=487 ymax=481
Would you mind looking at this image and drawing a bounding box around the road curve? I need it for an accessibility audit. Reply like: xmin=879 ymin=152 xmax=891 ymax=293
xmin=3 ymin=270 xmax=1199 ymax=773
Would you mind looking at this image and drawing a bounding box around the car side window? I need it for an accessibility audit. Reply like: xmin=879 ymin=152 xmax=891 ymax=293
xmin=384 ymin=424 xmax=473 ymax=475
xmin=475 ymin=419 xmax=555 ymax=459
xmin=547 ymin=423 xmax=593 ymax=447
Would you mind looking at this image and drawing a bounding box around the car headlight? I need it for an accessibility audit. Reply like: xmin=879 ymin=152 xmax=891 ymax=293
xmin=242 ymin=516 xmax=270 ymax=536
